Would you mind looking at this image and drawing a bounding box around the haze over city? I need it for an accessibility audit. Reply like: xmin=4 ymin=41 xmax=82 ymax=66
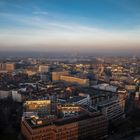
xmin=0 ymin=0 xmax=140 ymax=54
xmin=1 ymin=1 xmax=140 ymax=140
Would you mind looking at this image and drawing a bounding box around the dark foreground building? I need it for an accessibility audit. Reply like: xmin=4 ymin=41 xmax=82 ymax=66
xmin=21 ymin=104 xmax=108 ymax=140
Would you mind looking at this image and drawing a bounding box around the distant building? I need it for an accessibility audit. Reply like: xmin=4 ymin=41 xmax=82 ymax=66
xmin=0 ymin=62 xmax=15 ymax=72
xmin=52 ymin=71 xmax=69 ymax=81
xmin=57 ymin=95 xmax=91 ymax=106
xmin=57 ymin=104 xmax=81 ymax=117
xmin=25 ymin=69 xmax=37 ymax=76
xmin=67 ymin=94 xmax=90 ymax=105
xmin=60 ymin=75 xmax=89 ymax=86
xmin=38 ymin=65 xmax=49 ymax=73
xmin=92 ymin=84 xmax=118 ymax=92
xmin=5 ymin=63 xmax=15 ymax=72
xmin=40 ymin=74 xmax=49 ymax=82
xmin=125 ymin=84 xmax=136 ymax=92
xmin=0 ymin=63 xmax=6 ymax=70
xmin=24 ymin=100 xmax=51 ymax=115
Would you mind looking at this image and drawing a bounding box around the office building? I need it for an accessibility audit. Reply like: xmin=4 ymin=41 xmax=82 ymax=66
xmin=0 ymin=62 xmax=15 ymax=72
xmin=21 ymin=104 xmax=108 ymax=140
xmin=52 ymin=71 xmax=69 ymax=81
xmin=60 ymin=75 xmax=89 ymax=86
xmin=5 ymin=63 xmax=15 ymax=72
xmin=38 ymin=65 xmax=49 ymax=73
xmin=25 ymin=69 xmax=37 ymax=76
xmin=24 ymin=100 xmax=51 ymax=116
xmin=97 ymin=97 xmax=125 ymax=121
xmin=67 ymin=94 xmax=91 ymax=105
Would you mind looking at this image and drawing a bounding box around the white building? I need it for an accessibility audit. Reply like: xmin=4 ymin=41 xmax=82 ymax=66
xmin=67 ymin=94 xmax=91 ymax=105
xmin=38 ymin=65 xmax=49 ymax=73
xmin=97 ymin=97 xmax=125 ymax=121
xmin=92 ymin=83 xmax=118 ymax=92
xmin=12 ymin=90 xmax=22 ymax=102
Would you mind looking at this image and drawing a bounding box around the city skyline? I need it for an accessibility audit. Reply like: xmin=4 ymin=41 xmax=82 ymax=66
xmin=0 ymin=0 xmax=140 ymax=53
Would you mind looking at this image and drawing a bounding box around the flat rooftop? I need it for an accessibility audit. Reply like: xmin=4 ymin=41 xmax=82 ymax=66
xmin=97 ymin=97 xmax=119 ymax=108
xmin=24 ymin=112 xmax=102 ymax=129
xmin=67 ymin=96 xmax=86 ymax=103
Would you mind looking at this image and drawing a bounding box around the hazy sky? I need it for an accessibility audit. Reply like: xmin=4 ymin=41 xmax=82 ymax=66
xmin=0 ymin=0 xmax=140 ymax=53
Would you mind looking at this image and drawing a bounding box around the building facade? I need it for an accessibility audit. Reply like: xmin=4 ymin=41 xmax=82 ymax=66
xmin=52 ymin=71 xmax=69 ymax=81
xmin=21 ymin=113 xmax=108 ymax=140
xmin=60 ymin=75 xmax=89 ymax=86
xmin=5 ymin=63 xmax=15 ymax=72
xmin=38 ymin=65 xmax=49 ymax=73
xmin=21 ymin=103 xmax=108 ymax=140
xmin=98 ymin=98 xmax=125 ymax=121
